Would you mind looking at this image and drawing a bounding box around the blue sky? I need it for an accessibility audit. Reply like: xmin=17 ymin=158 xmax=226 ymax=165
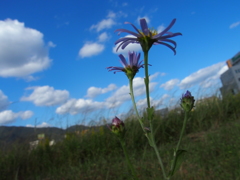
xmin=0 ymin=0 xmax=239 ymax=128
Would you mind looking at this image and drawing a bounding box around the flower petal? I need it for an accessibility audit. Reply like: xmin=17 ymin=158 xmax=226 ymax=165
xmin=140 ymin=19 xmax=150 ymax=36
xmin=156 ymin=42 xmax=177 ymax=55
xmin=119 ymin=54 xmax=128 ymax=67
xmin=125 ymin=21 xmax=143 ymax=35
xmin=115 ymin=28 xmax=140 ymax=37
xmin=154 ymin=19 xmax=177 ymax=38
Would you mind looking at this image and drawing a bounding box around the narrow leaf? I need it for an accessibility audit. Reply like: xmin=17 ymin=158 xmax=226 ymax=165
xmin=168 ymin=149 xmax=187 ymax=177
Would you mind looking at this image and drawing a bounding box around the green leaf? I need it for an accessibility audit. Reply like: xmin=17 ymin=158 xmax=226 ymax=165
xmin=168 ymin=149 xmax=187 ymax=177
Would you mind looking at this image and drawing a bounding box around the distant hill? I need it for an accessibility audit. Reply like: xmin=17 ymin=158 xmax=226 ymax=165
xmin=0 ymin=124 xmax=95 ymax=151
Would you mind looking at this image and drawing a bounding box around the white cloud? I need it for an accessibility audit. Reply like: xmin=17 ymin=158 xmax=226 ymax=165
xmin=229 ymin=21 xmax=240 ymax=29
xmin=79 ymin=42 xmax=104 ymax=58
xmin=90 ymin=18 xmax=116 ymax=32
xmin=56 ymin=98 xmax=106 ymax=115
xmin=160 ymin=72 xmax=166 ymax=76
xmin=26 ymin=122 xmax=51 ymax=128
xmin=19 ymin=110 xmax=33 ymax=119
xmin=98 ymin=32 xmax=109 ymax=42
xmin=160 ymin=79 xmax=180 ymax=90
xmin=86 ymin=84 xmax=117 ymax=98
xmin=107 ymin=11 xmax=116 ymax=19
xmin=56 ymin=73 xmax=158 ymax=115
xmin=21 ymin=86 xmax=69 ymax=106
xmin=157 ymin=25 xmax=165 ymax=33
xmin=105 ymin=73 xmax=158 ymax=108
xmin=112 ymin=35 xmax=142 ymax=54
xmin=0 ymin=110 xmax=33 ymax=125
xmin=48 ymin=41 xmax=56 ymax=47
xmin=0 ymin=90 xmax=10 ymax=111
xmin=0 ymin=19 xmax=52 ymax=79
xmin=179 ymin=62 xmax=227 ymax=89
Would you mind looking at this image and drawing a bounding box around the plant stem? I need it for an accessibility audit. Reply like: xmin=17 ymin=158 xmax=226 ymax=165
xmin=129 ymin=79 xmax=145 ymax=132
xmin=176 ymin=112 xmax=188 ymax=150
xmin=169 ymin=111 xmax=188 ymax=177
xmin=143 ymin=51 xmax=151 ymax=108
xmin=143 ymin=50 xmax=167 ymax=179
xmin=150 ymin=122 xmax=167 ymax=179
xmin=119 ymin=138 xmax=139 ymax=180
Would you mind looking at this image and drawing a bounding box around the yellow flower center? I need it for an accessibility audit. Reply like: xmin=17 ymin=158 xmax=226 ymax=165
xmin=139 ymin=28 xmax=158 ymax=37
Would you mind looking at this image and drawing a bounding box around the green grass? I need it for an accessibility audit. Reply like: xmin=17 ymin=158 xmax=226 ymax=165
xmin=1 ymin=93 xmax=240 ymax=180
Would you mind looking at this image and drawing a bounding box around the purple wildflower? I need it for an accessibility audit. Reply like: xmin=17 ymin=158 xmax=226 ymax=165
xmin=115 ymin=18 xmax=182 ymax=54
xmin=180 ymin=90 xmax=195 ymax=112
xmin=108 ymin=116 xmax=125 ymax=136
xmin=107 ymin=51 xmax=145 ymax=80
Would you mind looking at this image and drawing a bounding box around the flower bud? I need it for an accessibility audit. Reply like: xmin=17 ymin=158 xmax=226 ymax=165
xmin=180 ymin=90 xmax=195 ymax=112
xmin=108 ymin=116 xmax=125 ymax=137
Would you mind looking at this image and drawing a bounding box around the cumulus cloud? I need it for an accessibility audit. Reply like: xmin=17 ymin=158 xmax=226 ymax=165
xmin=0 ymin=19 xmax=52 ymax=79
xmin=0 ymin=90 xmax=10 ymax=111
xmin=229 ymin=21 xmax=240 ymax=29
xmin=86 ymin=84 xmax=117 ymax=98
xmin=90 ymin=12 xmax=116 ymax=32
xmin=179 ymin=62 xmax=227 ymax=89
xmin=105 ymin=73 xmax=158 ymax=108
xmin=79 ymin=42 xmax=104 ymax=58
xmin=19 ymin=110 xmax=33 ymax=119
xmin=0 ymin=110 xmax=33 ymax=125
xmin=56 ymin=73 xmax=158 ymax=115
xmin=26 ymin=122 xmax=51 ymax=128
xmin=21 ymin=86 xmax=69 ymax=106
xmin=160 ymin=79 xmax=180 ymax=90
xmin=56 ymin=98 xmax=106 ymax=115
xmin=98 ymin=32 xmax=109 ymax=42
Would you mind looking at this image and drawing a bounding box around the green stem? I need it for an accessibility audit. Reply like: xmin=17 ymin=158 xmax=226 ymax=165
xmin=129 ymin=79 xmax=145 ymax=131
xmin=170 ymin=111 xmax=188 ymax=176
xmin=150 ymin=122 xmax=167 ymax=179
xmin=143 ymin=50 xmax=167 ymax=179
xmin=119 ymin=138 xmax=139 ymax=180
xmin=176 ymin=112 xmax=188 ymax=150
xmin=143 ymin=51 xmax=151 ymax=108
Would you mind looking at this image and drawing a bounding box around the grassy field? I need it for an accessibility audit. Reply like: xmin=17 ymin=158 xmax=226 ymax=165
xmin=0 ymin=93 xmax=240 ymax=180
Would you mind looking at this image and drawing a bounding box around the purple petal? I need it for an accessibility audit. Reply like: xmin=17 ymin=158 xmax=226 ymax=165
xmin=115 ymin=37 xmax=138 ymax=45
xmin=140 ymin=19 xmax=150 ymax=36
xmin=128 ymin=51 xmax=134 ymax=67
xmin=121 ymin=40 xmax=138 ymax=49
xmin=124 ymin=21 xmax=142 ymax=35
xmin=119 ymin=54 xmax=128 ymax=67
xmin=158 ymin=32 xmax=182 ymax=39
xmin=156 ymin=42 xmax=176 ymax=55
xmin=115 ymin=28 xmax=140 ymax=37
xmin=158 ymin=39 xmax=177 ymax=47
xmin=154 ymin=19 xmax=176 ymax=38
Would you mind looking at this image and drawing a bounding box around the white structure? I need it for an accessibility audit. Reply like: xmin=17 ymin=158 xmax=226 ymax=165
xmin=220 ymin=52 xmax=240 ymax=95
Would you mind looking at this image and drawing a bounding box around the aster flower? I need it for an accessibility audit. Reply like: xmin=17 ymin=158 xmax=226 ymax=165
xmin=115 ymin=18 xmax=182 ymax=54
xmin=180 ymin=90 xmax=195 ymax=112
xmin=107 ymin=51 xmax=145 ymax=80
